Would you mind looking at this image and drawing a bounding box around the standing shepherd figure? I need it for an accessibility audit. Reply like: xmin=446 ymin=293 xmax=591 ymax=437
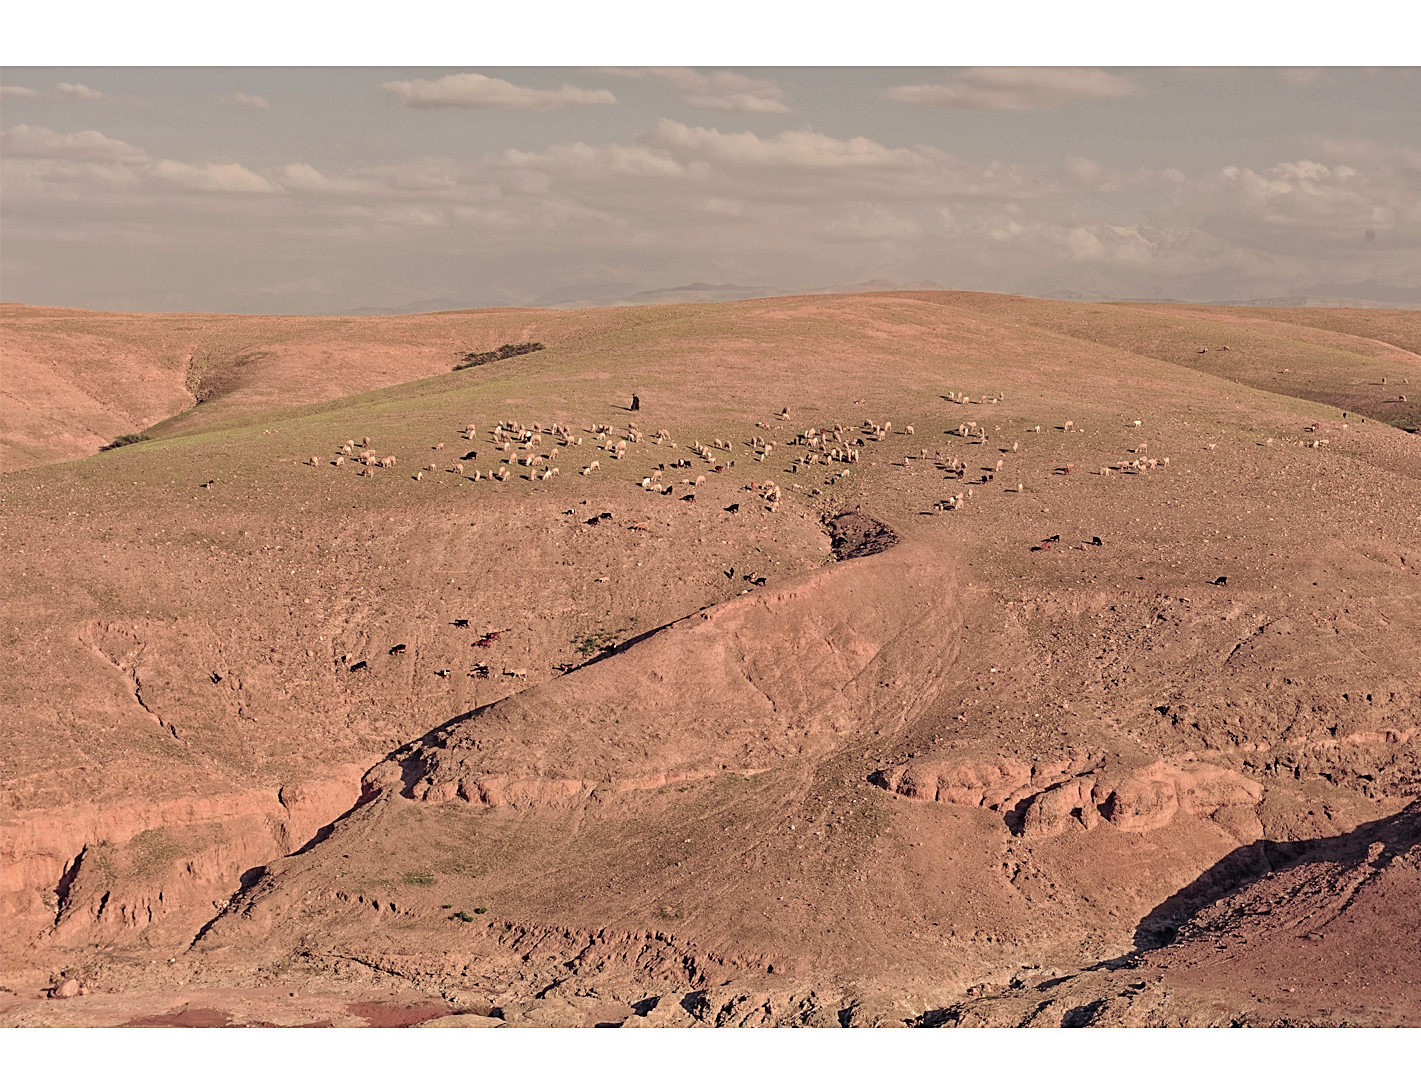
xmin=631 ymin=394 xmax=641 ymax=411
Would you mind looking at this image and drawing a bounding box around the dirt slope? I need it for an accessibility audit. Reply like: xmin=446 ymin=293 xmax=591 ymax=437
xmin=2 ymin=292 xmax=1417 ymax=1027
xmin=1 ymin=303 xmax=633 ymax=471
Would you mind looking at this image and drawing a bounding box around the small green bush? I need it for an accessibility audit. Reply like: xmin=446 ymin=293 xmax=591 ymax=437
xmin=454 ymin=342 xmax=544 ymax=371
xmin=100 ymin=432 xmax=151 ymax=451
xmin=473 ymin=906 xmax=488 ymax=914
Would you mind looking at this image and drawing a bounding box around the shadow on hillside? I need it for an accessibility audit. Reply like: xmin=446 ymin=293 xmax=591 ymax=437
xmin=1132 ymin=799 xmax=1420 ymax=951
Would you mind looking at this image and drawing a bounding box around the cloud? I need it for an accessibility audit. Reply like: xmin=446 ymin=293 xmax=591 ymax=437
xmin=220 ymin=93 xmax=271 ymax=111
xmin=2 ymin=125 xmax=274 ymax=193
xmin=1207 ymin=159 xmax=1414 ymax=233
xmin=380 ymin=73 xmax=615 ymax=110
xmin=1306 ymin=137 xmax=1421 ymax=170
xmin=251 ymin=277 xmax=330 ymax=296
xmin=817 ymin=204 xmax=918 ymax=241
xmin=1278 ymin=68 xmax=1327 ymax=87
xmin=494 ymin=120 xmax=1048 ymax=213
xmin=605 ymin=68 xmax=790 ymax=113
xmin=147 ymin=158 xmax=277 ymax=194
xmin=6 ymin=117 xmax=1418 ymax=311
xmin=1 ymin=124 xmax=147 ymax=162
xmin=54 ymin=82 xmax=114 ymax=103
xmin=884 ymin=68 xmax=1140 ymax=110
xmin=1 ymin=85 xmax=40 ymax=99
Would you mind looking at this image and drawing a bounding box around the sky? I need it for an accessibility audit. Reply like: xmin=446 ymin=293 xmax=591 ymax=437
xmin=2 ymin=65 xmax=1419 ymax=313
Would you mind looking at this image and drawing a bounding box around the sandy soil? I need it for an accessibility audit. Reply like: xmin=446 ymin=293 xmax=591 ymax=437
xmin=2 ymin=291 xmax=1417 ymax=1027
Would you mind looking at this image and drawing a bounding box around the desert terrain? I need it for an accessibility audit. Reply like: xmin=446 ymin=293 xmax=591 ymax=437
xmin=1 ymin=290 xmax=1418 ymax=1028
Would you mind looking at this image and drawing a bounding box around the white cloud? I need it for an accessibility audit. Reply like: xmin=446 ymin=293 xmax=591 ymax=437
xmin=2 ymin=125 xmax=275 ymax=194
xmin=606 ymin=68 xmax=791 ymax=113
xmin=1 ymin=85 xmax=41 ymax=98
xmin=54 ymin=82 xmax=114 ymax=103
xmin=220 ymin=93 xmax=271 ymax=111
xmin=147 ymin=158 xmax=277 ymax=194
xmin=1 ymin=124 xmax=146 ymax=162
xmin=884 ymin=68 xmax=1140 ymax=110
xmin=380 ymin=73 xmax=615 ymax=110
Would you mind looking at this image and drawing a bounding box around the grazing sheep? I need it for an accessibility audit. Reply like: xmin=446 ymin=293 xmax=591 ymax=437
xmin=455 ymin=463 xmax=465 ymax=475
xmin=1132 ymin=420 xmax=1142 ymax=428
xmin=308 ymin=456 xmax=320 ymax=466
xmin=1063 ymin=420 xmax=1074 ymax=431
xmin=906 ymin=425 xmax=915 ymax=435
xmin=332 ymin=456 xmax=345 ymax=467
xmin=363 ymin=436 xmax=372 ymax=447
xmin=413 ymin=472 xmax=422 ymax=481
xmin=433 ymin=442 xmax=444 ymax=450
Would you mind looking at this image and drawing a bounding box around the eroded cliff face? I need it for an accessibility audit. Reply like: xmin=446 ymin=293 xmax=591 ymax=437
xmin=1 ymin=768 xmax=365 ymax=953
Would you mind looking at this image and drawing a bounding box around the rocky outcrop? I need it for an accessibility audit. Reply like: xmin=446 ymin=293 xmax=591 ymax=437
xmin=872 ymin=754 xmax=1263 ymax=841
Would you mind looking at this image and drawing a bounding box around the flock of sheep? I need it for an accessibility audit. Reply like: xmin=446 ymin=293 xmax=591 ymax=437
xmin=300 ymin=397 xmax=1190 ymax=518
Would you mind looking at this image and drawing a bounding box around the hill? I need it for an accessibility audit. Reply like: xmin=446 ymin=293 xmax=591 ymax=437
xmin=2 ymin=291 xmax=1417 ymax=1027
